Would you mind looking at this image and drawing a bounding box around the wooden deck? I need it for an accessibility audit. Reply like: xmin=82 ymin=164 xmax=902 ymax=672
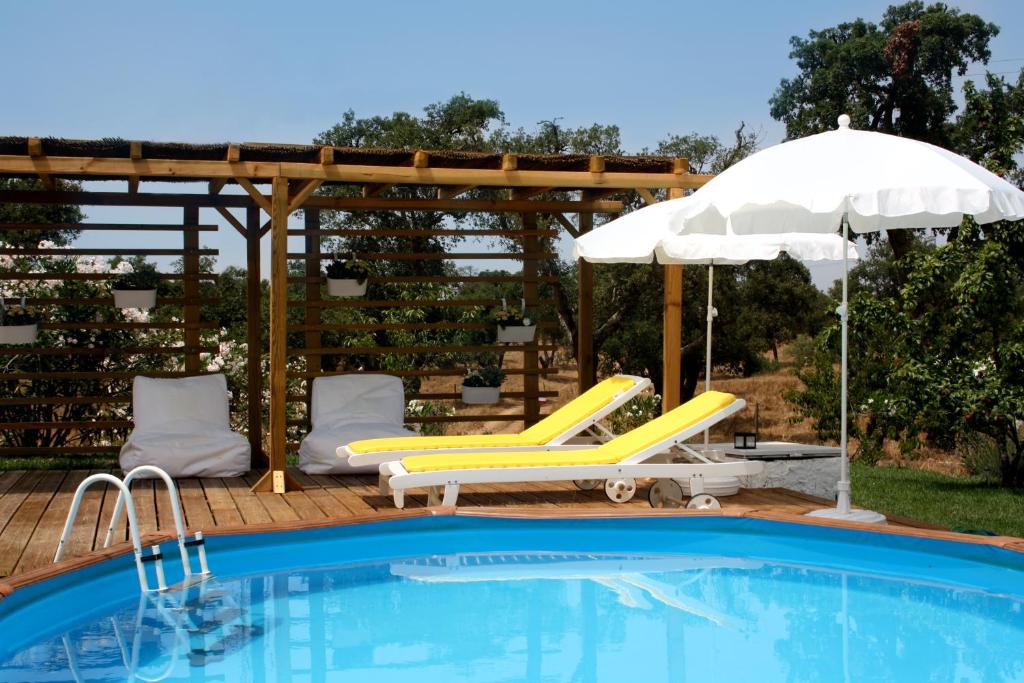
xmin=0 ymin=468 xmax=936 ymax=580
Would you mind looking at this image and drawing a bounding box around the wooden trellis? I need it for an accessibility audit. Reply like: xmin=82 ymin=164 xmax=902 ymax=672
xmin=0 ymin=136 xmax=709 ymax=492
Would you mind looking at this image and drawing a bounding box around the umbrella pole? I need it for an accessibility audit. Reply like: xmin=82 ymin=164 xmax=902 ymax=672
xmin=704 ymin=264 xmax=714 ymax=445
xmin=837 ymin=216 xmax=852 ymax=514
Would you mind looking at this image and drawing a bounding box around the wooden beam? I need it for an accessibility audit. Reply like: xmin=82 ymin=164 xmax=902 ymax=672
xmin=208 ymin=178 xmax=228 ymax=195
xmin=235 ymin=177 xmax=272 ymax=213
xmin=226 ymin=144 xmax=241 ymax=163
xmin=245 ymin=206 xmax=266 ymax=469
xmin=26 ymin=137 xmax=55 ymax=190
xmin=215 ymin=206 xmax=247 ymax=237
xmin=501 ymin=153 xmax=518 ymax=171
xmin=251 ymin=176 xmax=302 ymax=494
xmin=182 ymin=206 xmax=201 ymax=374
xmin=662 ymin=187 xmax=686 ymax=412
xmin=361 ymin=183 xmax=393 ymax=198
xmin=128 ymin=142 xmax=141 ymax=195
xmin=578 ymin=207 xmax=595 ymax=392
xmin=287 ymin=179 xmax=323 ymax=213
xmin=511 ymin=187 xmax=556 ymax=200
xmin=588 ymin=156 xmax=605 ymax=173
xmin=437 ymin=184 xmax=476 ymax=200
xmin=521 ymin=212 xmax=541 ymax=427
xmin=0 ymin=189 xmax=627 ymax=214
xmin=0 ymin=154 xmax=713 ymax=189
xmin=636 ymin=187 xmax=659 ymax=205
xmin=319 ymin=146 xmax=334 ymax=165
xmin=127 ymin=176 xmax=139 ymax=195
xmin=550 ymin=213 xmax=579 ymax=238
xmin=673 ymin=157 xmax=689 ymax=174
xmin=413 ymin=150 xmax=430 ymax=168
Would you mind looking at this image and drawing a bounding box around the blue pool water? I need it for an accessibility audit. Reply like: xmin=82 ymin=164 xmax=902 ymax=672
xmin=1 ymin=515 xmax=1022 ymax=682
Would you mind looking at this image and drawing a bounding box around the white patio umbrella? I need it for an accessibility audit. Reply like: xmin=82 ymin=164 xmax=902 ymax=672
xmin=667 ymin=114 xmax=1024 ymax=523
xmin=573 ymin=216 xmax=857 ymax=445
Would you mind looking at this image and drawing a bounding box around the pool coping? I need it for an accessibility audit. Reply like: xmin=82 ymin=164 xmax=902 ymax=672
xmin=1 ymin=506 xmax=1022 ymax=601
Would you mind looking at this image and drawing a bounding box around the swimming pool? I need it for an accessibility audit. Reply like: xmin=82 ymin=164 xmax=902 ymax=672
xmin=1 ymin=513 xmax=1022 ymax=682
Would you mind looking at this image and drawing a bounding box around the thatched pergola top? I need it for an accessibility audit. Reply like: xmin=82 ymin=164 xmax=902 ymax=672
xmin=0 ymin=136 xmax=691 ymax=188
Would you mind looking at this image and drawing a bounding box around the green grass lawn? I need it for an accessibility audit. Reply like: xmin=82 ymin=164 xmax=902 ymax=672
xmin=851 ymin=461 xmax=1024 ymax=538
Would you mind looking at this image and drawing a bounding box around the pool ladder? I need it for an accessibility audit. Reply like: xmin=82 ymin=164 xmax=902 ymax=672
xmin=54 ymin=465 xmax=212 ymax=593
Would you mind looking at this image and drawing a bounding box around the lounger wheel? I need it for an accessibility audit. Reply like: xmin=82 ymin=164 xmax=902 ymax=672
xmin=573 ymin=479 xmax=602 ymax=491
xmin=648 ymin=479 xmax=684 ymax=508
xmin=604 ymin=478 xmax=637 ymax=503
xmin=686 ymin=493 xmax=721 ymax=510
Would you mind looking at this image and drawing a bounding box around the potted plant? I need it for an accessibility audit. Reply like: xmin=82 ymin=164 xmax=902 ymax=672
xmin=325 ymin=253 xmax=371 ymax=297
xmin=494 ymin=307 xmax=536 ymax=343
xmin=0 ymin=299 xmax=40 ymax=345
xmin=110 ymin=262 xmax=160 ymax=309
xmin=460 ymin=365 xmax=506 ymax=404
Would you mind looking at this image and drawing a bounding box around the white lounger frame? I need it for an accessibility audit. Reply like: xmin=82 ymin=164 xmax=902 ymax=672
xmin=381 ymin=398 xmax=762 ymax=508
xmin=343 ymin=375 xmax=652 ymax=469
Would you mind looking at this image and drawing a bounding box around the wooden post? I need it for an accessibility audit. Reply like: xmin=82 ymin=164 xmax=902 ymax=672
xmin=246 ymin=206 xmax=266 ymax=468
xmin=521 ymin=213 xmax=541 ymax=426
xmin=577 ymin=203 xmax=595 ymax=392
xmin=182 ymin=206 xmax=201 ymax=374
xmin=662 ymin=187 xmax=685 ymax=412
xmin=252 ymin=177 xmax=302 ymax=492
xmin=304 ymin=208 xmax=323 ymax=425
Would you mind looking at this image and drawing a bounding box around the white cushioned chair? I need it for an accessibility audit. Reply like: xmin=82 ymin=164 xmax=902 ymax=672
xmin=119 ymin=374 xmax=251 ymax=478
xmin=299 ymin=374 xmax=418 ymax=474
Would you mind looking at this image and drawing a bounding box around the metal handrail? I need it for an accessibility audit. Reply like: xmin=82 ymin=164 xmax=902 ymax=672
xmin=103 ymin=465 xmax=192 ymax=577
xmin=54 ymin=473 xmax=151 ymax=592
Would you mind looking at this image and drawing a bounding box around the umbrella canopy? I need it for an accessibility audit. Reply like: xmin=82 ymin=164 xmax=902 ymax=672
xmin=667 ymin=115 xmax=1024 ymax=236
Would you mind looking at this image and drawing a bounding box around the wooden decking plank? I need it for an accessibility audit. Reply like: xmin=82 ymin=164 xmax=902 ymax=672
xmin=291 ymin=472 xmax=358 ymax=517
xmin=280 ymin=489 xmax=327 ymax=520
xmin=0 ymin=470 xmax=66 ymax=576
xmin=0 ymin=470 xmax=28 ymax=498
xmin=242 ymin=472 xmax=300 ymax=523
xmin=199 ymin=478 xmax=245 ymax=527
xmin=95 ymin=469 xmax=126 ymax=550
xmin=308 ymin=475 xmax=373 ymax=515
xmin=330 ymin=475 xmax=387 ymax=513
xmin=130 ymin=477 xmax=158 ymax=535
xmin=0 ymin=471 xmax=43 ymax=536
xmin=222 ymin=476 xmax=273 ymax=525
xmin=176 ymin=478 xmax=215 ymax=530
xmin=14 ymin=471 xmax=90 ymax=575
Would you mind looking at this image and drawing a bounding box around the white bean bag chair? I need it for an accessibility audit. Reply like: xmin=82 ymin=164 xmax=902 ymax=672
xmin=299 ymin=374 xmax=418 ymax=474
xmin=119 ymin=374 xmax=251 ymax=478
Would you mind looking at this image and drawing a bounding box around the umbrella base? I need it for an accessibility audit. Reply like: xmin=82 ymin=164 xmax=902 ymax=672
xmin=805 ymin=507 xmax=887 ymax=524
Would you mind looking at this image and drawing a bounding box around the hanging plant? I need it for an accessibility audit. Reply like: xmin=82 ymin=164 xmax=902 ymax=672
xmin=493 ymin=298 xmax=536 ymax=343
xmin=325 ymin=252 xmax=372 ymax=297
xmin=110 ymin=262 xmax=160 ymax=309
xmin=0 ymin=299 xmax=41 ymax=345
xmin=461 ymin=365 xmax=506 ymax=404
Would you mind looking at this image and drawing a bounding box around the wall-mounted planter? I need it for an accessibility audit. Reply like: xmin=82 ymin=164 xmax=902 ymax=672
xmin=0 ymin=323 xmax=38 ymax=345
xmin=461 ymin=385 xmax=501 ymax=405
xmin=113 ymin=289 xmax=157 ymax=309
xmin=327 ymin=278 xmax=368 ymax=297
xmin=496 ymin=324 xmax=536 ymax=343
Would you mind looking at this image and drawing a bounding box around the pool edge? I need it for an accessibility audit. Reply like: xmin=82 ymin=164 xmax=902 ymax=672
xmin=2 ymin=505 xmax=1022 ymax=601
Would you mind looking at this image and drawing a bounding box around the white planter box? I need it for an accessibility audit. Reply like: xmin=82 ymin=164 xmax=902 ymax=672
xmin=327 ymin=278 xmax=368 ymax=297
xmin=0 ymin=323 xmax=38 ymax=345
xmin=461 ymin=385 xmax=501 ymax=404
xmin=496 ymin=324 xmax=536 ymax=343
xmin=113 ymin=289 xmax=157 ymax=309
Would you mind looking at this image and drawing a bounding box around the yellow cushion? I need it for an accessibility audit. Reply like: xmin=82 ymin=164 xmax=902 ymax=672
xmin=518 ymin=375 xmax=643 ymax=442
xmin=401 ymin=391 xmax=737 ymax=473
xmin=348 ymin=375 xmax=642 ymax=455
xmin=346 ymin=433 xmax=533 ymax=455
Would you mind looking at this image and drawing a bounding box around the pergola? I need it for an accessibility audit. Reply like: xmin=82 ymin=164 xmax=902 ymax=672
xmin=0 ymin=136 xmax=709 ymax=492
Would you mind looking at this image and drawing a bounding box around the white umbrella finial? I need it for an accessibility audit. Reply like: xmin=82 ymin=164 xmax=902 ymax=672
xmin=837 ymin=114 xmax=851 ymax=129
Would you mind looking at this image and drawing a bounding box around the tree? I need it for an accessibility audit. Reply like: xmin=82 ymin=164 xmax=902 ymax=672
xmin=769 ymin=1 xmax=999 ymax=260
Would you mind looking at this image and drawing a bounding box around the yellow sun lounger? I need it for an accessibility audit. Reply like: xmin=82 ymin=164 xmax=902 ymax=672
xmin=380 ymin=390 xmax=762 ymax=508
xmin=343 ymin=375 xmax=651 ymax=470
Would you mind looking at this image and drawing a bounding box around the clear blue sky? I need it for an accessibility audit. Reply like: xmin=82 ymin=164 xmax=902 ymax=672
xmin=2 ymin=0 xmax=1022 ymax=287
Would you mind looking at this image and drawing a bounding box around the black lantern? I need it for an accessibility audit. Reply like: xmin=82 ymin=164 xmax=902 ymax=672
xmin=733 ymin=403 xmax=760 ymax=449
